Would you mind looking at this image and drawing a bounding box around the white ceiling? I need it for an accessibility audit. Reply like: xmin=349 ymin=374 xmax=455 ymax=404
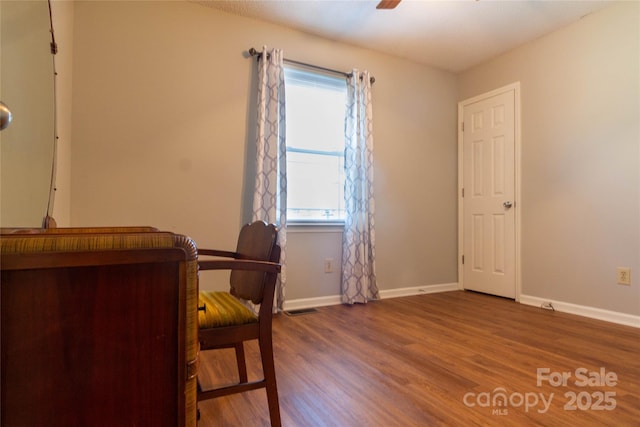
xmin=196 ymin=0 xmax=614 ymax=72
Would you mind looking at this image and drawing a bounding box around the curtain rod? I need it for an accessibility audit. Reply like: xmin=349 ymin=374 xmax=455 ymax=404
xmin=248 ymin=48 xmax=375 ymax=85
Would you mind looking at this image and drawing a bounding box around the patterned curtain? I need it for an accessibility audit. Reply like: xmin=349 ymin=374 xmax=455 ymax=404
xmin=252 ymin=46 xmax=287 ymax=311
xmin=341 ymin=70 xmax=379 ymax=304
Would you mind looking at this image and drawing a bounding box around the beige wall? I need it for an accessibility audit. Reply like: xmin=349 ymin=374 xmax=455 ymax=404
xmin=70 ymin=1 xmax=459 ymax=296
xmin=459 ymin=2 xmax=640 ymax=315
xmin=69 ymin=1 xmax=638 ymax=315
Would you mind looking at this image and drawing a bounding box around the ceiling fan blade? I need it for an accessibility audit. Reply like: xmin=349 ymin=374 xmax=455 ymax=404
xmin=376 ymin=0 xmax=401 ymax=9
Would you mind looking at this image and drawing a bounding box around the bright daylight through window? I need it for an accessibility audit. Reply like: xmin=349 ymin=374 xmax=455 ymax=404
xmin=284 ymin=66 xmax=347 ymax=223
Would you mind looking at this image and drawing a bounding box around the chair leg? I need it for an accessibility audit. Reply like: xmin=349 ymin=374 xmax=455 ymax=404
xmin=234 ymin=342 xmax=248 ymax=383
xmin=259 ymin=337 xmax=281 ymax=427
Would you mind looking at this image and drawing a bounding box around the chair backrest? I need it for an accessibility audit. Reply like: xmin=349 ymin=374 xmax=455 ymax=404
xmin=230 ymin=221 xmax=278 ymax=304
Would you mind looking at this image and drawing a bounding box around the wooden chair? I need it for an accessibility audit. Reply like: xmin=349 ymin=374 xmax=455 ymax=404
xmin=197 ymin=221 xmax=282 ymax=426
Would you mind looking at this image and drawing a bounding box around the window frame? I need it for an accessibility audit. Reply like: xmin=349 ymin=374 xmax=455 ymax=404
xmin=283 ymin=64 xmax=347 ymax=227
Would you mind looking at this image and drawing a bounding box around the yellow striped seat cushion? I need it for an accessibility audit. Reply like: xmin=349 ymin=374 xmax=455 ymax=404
xmin=198 ymin=291 xmax=258 ymax=329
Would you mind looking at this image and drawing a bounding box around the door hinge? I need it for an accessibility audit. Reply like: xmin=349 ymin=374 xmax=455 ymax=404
xmin=461 ymin=188 xmax=464 ymax=198
xmin=461 ymin=122 xmax=464 ymax=132
xmin=462 ymin=255 xmax=465 ymax=264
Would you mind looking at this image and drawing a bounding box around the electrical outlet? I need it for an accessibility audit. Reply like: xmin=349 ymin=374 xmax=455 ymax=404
xmin=617 ymin=267 xmax=631 ymax=286
xmin=324 ymin=258 xmax=333 ymax=274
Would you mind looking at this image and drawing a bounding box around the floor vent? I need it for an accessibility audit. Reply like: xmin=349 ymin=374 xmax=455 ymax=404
xmin=284 ymin=308 xmax=318 ymax=316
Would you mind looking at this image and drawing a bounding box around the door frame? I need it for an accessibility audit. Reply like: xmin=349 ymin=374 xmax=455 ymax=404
xmin=457 ymin=82 xmax=522 ymax=301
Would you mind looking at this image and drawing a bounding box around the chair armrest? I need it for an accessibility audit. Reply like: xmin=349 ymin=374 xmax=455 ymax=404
xmin=198 ymin=248 xmax=238 ymax=258
xmin=198 ymin=259 xmax=281 ymax=273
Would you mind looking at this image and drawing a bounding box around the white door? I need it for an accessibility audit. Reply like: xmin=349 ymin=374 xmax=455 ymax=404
xmin=460 ymin=87 xmax=517 ymax=299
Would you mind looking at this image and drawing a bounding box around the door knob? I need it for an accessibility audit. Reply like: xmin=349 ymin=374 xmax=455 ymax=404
xmin=503 ymin=201 xmax=513 ymax=209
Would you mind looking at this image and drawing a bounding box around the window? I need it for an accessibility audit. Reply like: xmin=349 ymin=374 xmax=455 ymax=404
xmin=284 ymin=66 xmax=347 ymax=223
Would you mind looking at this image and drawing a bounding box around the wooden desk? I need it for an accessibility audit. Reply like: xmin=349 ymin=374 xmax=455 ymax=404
xmin=1 ymin=228 xmax=198 ymax=427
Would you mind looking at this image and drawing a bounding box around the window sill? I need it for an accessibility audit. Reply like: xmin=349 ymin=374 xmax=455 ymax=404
xmin=287 ymin=221 xmax=344 ymax=233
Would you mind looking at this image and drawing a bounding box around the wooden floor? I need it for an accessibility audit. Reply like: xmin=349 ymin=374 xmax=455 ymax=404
xmin=196 ymin=291 xmax=640 ymax=426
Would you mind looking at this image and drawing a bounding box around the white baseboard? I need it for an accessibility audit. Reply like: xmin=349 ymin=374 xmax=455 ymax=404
xmin=519 ymin=294 xmax=640 ymax=328
xmin=282 ymin=295 xmax=342 ymax=311
xmin=282 ymin=283 xmax=459 ymax=312
xmin=378 ymin=283 xmax=460 ymax=299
